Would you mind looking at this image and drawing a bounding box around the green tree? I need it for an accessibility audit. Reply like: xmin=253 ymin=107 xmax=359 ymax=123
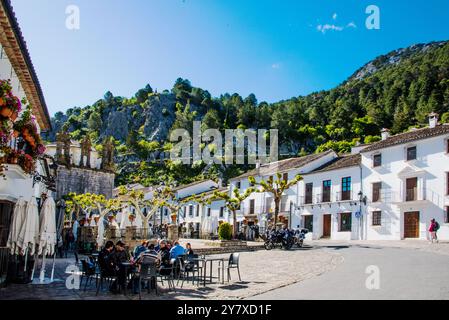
xmin=249 ymin=173 xmax=302 ymax=227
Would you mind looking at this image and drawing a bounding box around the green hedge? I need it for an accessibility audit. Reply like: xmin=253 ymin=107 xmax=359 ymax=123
xmin=218 ymin=222 xmax=232 ymax=240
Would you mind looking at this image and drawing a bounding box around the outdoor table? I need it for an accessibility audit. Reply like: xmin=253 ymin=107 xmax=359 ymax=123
xmin=120 ymin=262 xmax=135 ymax=295
xmin=194 ymin=257 xmax=225 ymax=286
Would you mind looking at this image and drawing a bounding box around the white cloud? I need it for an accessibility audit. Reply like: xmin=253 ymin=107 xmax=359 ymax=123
xmin=271 ymin=63 xmax=281 ymax=69
xmin=332 ymin=13 xmax=338 ymax=20
xmin=317 ymin=24 xmax=344 ymax=34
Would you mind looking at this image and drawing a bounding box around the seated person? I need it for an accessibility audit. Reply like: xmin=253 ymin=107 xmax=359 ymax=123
xmin=112 ymin=241 xmax=131 ymax=291
xmin=133 ymin=240 xmax=149 ymax=260
xmin=169 ymin=241 xmax=185 ymax=260
xmin=185 ymin=243 xmax=194 ymax=256
xmin=98 ymin=241 xmax=115 ymax=276
xmin=158 ymin=241 xmax=172 ymax=276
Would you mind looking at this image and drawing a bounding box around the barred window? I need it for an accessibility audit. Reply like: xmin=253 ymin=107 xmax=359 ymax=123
xmin=373 ymin=154 xmax=382 ymax=167
xmin=372 ymin=211 xmax=382 ymax=226
xmin=338 ymin=212 xmax=352 ymax=232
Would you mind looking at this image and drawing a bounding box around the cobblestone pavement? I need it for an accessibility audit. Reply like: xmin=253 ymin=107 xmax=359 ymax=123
xmin=0 ymin=246 xmax=343 ymax=300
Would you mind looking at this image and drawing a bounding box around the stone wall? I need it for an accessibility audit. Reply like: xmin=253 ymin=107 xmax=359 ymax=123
xmin=56 ymin=166 xmax=115 ymax=199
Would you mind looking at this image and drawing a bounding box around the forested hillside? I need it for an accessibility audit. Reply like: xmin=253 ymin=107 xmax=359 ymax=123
xmin=44 ymin=40 xmax=449 ymax=186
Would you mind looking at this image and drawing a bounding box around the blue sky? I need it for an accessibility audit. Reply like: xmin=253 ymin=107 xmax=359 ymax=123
xmin=11 ymin=0 xmax=449 ymax=115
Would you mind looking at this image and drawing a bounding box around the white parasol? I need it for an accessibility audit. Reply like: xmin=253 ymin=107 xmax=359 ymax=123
xmin=6 ymin=197 xmax=27 ymax=255
xmin=38 ymin=196 xmax=57 ymax=256
xmin=96 ymin=217 xmax=106 ymax=247
xmin=36 ymin=196 xmax=57 ymax=283
xmin=17 ymin=197 xmax=39 ymax=274
xmin=72 ymin=220 xmax=79 ymax=242
xmin=210 ymin=216 xmax=219 ymax=235
xmin=17 ymin=197 xmax=39 ymax=255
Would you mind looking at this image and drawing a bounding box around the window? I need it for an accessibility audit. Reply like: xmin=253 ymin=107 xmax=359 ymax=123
xmin=164 ymin=208 xmax=168 ymax=216
xmin=406 ymin=146 xmax=417 ymax=161
xmin=341 ymin=177 xmax=352 ymax=201
xmin=372 ymin=182 xmax=382 ymax=202
xmin=219 ymin=207 xmax=224 ymax=218
xmin=303 ymin=215 xmax=313 ymax=232
xmin=283 ymin=173 xmax=288 ymax=183
xmin=305 ymin=183 xmax=313 ymax=204
xmin=249 ymin=199 xmax=255 ymax=214
xmin=373 ymin=154 xmax=382 ymax=167
xmin=189 ymin=205 xmax=193 ymax=217
xmin=196 ymin=205 xmax=200 ymax=217
xmin=445 ymin=207 xmax=449 ymax=224
xmin=446 ymin=139 xmax=449 ymax=154
xmin=338 ymin=212 xmax=352 ymax=232
xmin=236 ymin=181 xmax=241 ymax=189
xmin=322 ymin=180 xmax=331 ymax=202
xmin=207 ymin=207 xmax=211 ymax=217
xmin=372 ymin=211 xmax=382 ymax=226
xmin=406 ymin=177 xmax=418 ymax=201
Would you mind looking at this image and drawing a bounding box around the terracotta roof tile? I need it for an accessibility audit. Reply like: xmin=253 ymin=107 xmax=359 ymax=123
xmin=231 ymin=150 xmax=335 ymax=181
xmin=305 ymin=154 xmax=361 ymax=174
xmin=361 ymin=124 xmax=449 ymax=153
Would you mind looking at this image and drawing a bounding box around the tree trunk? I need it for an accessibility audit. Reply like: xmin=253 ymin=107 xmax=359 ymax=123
xmin=232 ymin=210 xmax=237 ymax=239
xmin=274 ymin=198 xmax=280 ymax=229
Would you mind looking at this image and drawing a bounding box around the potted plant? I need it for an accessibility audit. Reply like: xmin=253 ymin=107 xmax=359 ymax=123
xmin=170 ymin=213 xmax=177 ymax=223
xmin=0 ymin=80 xmax=22 ymax=120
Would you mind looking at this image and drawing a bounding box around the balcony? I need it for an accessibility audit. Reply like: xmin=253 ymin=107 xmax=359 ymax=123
xmin=335 ymin=191 xmax=353 ymax=202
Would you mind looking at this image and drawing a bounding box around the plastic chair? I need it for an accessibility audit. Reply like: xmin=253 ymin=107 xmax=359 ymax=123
xmin=227 ymin=253 xmax=241 ymax=282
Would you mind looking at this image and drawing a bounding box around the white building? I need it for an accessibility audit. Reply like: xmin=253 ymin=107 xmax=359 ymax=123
xmin=229 ymin=150 xmax=338 ymax=232
xmin=296 ymin=154 xmax=363 ymax=241
xmin=45 ymin=141 xmax=102 ymax=170
xmin=361 ymin=115 xmax=449 ymax=240
xmin=0 ymin=0 xmax=52 ymax=286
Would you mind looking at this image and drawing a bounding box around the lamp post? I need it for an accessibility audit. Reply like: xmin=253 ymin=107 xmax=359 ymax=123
xmin=358 ymin=191 xmax=367 ymax=240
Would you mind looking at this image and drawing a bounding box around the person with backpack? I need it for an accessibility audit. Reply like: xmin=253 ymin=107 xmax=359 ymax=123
xmin=429 ymin=218 xmax=440 ymax=243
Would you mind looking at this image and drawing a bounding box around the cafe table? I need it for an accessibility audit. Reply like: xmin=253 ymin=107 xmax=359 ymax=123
xmin=193 ymin=257 xmax=225 ymax=286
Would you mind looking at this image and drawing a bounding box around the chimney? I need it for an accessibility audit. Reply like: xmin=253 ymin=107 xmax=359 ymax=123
xmin=381 ymin=128 xmax=390 ymax=141
xmin=429 ymin=112 xmax=439 ymax=129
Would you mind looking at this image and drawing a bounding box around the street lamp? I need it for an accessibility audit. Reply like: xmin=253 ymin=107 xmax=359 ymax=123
xmin=357 ymin=191 xmax=367 ymax=240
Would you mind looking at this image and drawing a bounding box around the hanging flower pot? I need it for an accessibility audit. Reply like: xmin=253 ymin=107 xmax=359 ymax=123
xmin=0 ymin=106 xmax=13 ymax=118
xmin=0 ymin=97 xmax=5 ymax=107
xmin=170 ymin=214 xmax=177 ymax=223
xmin=128 ymin=215 xmax=135 ymax=224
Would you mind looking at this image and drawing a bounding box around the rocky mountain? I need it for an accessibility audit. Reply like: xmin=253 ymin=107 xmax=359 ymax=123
xmin=44 ymin=40 xmax=449 ymax=186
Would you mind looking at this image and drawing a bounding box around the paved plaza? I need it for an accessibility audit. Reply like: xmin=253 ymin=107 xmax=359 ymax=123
xmin=1 ymin=240 xmax=449 ymax=300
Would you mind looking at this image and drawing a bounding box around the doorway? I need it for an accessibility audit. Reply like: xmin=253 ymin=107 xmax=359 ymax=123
xmin=322 ymin=214 xmax=331 ymax=238
xmin=404 ymin=211 xmax=420 ymax=238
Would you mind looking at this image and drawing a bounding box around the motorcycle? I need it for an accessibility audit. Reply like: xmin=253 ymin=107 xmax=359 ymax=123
xmin=293 ymin=228 xmax=309 ymax=248
xmin=264 ymin=229 xmax=294 ymax=250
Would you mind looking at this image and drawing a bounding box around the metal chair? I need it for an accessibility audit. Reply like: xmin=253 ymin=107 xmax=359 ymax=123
xmin=95 ymin=268 xmax=119 ymax=295
xmin=227 ymin=253 xmax=241 ymax=282
xmin=158 ymin=258 xmax=177 ymax=292
xmin=137 ymin=259 xmax=161 ymax=299
xmin=80 ymin=259 xmax=96 ymax=291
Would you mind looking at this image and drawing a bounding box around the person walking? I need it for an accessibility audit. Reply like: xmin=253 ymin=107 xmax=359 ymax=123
xmin=429 ymin=218 xmax=440 ymax=243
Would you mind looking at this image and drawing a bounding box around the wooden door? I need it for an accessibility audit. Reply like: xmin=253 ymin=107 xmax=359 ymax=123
xmin=322 ymin=214 xmax=331 ymax=238
xmin=404 ymin=212 xmax=420 ymax=238
xmin=406 ymin=178 xmax=417 ymax=201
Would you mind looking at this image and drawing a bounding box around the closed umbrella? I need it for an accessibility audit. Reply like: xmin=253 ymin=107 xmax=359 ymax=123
xmin=17 ymin=197 xmax=39 ymax=272
xmin=38 ymin=196 xmax=57 ymax=256
xmin=96 ymin=217 xmax=106 ymax=247
xmin=211 ymin=216 xmax=219 ymax=235
xmin=6 ymin=197 xmax=27 ymax=255
xmin=35 ymin=196 xmax=57 ymax=283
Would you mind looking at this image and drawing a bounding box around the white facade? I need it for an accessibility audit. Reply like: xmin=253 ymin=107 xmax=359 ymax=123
xmin=0 ymin=45 xmax=47 ymax=202
xmin=229 ymin=151 xmax=338 ymax=231
xmin=362 ymin=128 xmax=449 ymax=241
xmin=297 ymin=163 xmax=362 ymax=241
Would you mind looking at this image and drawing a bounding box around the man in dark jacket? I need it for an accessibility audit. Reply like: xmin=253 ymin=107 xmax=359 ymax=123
xmin=98 ymin=241 xmax=115 ymax=276
xmin=158 ymin=240 xmax=172 ymax=276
